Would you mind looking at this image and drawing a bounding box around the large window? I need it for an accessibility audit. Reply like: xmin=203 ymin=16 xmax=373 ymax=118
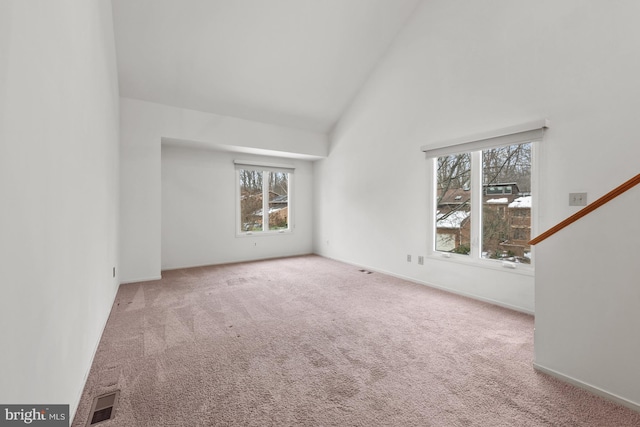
xmin=424 ymin=121 xmax=547 ymax=267
xmin=236 ymin=161 xmax=293 ymax=235
xmin=434 ymin=143 xmax=533 ymax=264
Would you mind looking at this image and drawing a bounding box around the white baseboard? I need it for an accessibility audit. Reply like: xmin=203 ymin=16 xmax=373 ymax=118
xmin=160 ymin=252 xmax=315 ymax=272
xmin=404 ymin=273 xmax=533 ymax=315
xmin=71 ymin=283 xmax=120 ymax=423
xmin=317 ymin=253 xmax=533 ymax=315
xmin=119 ymin=275 xmax=162 ymax=285
xmin=533 ymin=363 xmax=640 ymax=413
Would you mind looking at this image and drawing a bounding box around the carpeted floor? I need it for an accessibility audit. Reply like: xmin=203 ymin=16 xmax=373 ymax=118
xmin=73 ymin=255 xmax=640 ymax=426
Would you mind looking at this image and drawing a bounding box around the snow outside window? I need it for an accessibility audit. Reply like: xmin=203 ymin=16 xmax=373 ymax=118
xmin=436 ymin=153 xmax=472 ymax=255
xmin=481 ymin=143 xmax=532 ymax=264
xmin=434 ymin=142 xmax=533 ymax=264
xmin=424 ymin=120 xmax=547 ymax=268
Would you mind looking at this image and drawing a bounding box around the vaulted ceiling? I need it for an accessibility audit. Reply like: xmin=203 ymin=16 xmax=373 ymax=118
xmin=111 ymin=0 xmax=421 ymax=133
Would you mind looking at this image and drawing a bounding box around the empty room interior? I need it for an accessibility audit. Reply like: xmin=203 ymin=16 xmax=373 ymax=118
xmin=2 ymin=0 xmax=640 ymax=425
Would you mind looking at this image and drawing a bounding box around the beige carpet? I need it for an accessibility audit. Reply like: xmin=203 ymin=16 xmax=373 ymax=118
xmin=73 ymin=255 xmax=640 ymax=426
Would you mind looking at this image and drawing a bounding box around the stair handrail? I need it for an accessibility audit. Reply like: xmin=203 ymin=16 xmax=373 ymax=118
xmin=529 ymin=173 xmax=640 ymax=245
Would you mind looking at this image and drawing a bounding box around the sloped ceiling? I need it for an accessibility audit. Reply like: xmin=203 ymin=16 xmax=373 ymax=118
xmin=111 ymin=0 xmax=421 ymax=133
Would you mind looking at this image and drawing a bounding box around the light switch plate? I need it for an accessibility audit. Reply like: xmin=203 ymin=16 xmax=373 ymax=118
xmin=569 ymin=192 xmax=587 ymax=206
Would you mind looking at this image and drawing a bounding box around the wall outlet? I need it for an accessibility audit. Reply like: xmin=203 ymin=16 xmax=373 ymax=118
xmin=418 ymin=256 xmax=424 ymax=265
xmin=569 ymin=192 xmax=587 ymax=206
xmin=407 ymin=254 xmax=412 ymax=262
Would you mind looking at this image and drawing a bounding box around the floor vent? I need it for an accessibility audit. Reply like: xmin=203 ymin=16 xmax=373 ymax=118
xmin=358 ymin=269 xmax=373 ymax=274
xmin=87 ymin=391 xmax=119 ymax=426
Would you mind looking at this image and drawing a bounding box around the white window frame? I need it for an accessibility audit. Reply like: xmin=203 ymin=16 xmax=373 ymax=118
xmin=422 ymin=120 xmax=549 ymax=273
xmin=235 ymin=160 xmax=294 ymax=237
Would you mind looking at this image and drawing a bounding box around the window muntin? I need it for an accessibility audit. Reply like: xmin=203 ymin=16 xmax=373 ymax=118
xmin=238 ymin=167 xmax=291 ymax=234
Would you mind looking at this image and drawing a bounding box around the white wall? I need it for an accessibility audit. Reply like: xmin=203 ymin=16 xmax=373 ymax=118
xmin=161 ymin=146 xmax=314 ymax=270
xmin=314 ymin=0 xmax=640 ymax=407
xmin=120 ymin=98 xmax=327 ymax=282
xmin=0 ymin=0 xmax=120 ymax=419
xmin=535 ymin=187 xmax=640 ymax=409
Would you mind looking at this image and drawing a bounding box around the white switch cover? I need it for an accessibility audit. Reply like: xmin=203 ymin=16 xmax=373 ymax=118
xmin=569 ymin=192 xmax=587 ymax=206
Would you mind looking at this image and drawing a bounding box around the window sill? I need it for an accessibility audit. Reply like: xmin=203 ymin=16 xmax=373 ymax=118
xmin=236 ymin=229 xmax=292 ymax=238
xmin=428 ymin=252 xmax=534 ymax=277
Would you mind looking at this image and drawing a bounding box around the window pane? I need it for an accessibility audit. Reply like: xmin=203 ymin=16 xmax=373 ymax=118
xmin=239 ymin=169 xmax=263 ymax=232
xmin=268 ymin=172 xmax=288 ymax=230
xmin=482 ymin=143 xmax=531 ymax=263
xmin=435 ymin=153 xmax=471 ymax=255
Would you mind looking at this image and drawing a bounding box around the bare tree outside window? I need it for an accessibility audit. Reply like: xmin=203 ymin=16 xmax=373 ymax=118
xmin=435 ymin=153 xmax=471 ymax=254
xmin=239 ymin=169 xmax=263 ymax=232
xmin=238 ymin=168 xmax=290 ymax=233
xmin=483 ymin=143 xmax=531 ymax=192
xmin=268 ymin=172 xmax=288 ymax=230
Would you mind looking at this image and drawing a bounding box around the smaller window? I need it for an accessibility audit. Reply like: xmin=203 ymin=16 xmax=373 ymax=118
xmin=236 ymin=161 xmax=293 ymax=235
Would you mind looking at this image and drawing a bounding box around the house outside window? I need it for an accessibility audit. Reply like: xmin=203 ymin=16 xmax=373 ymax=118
xmin=482 ymin=143 xmax=532 ymax=263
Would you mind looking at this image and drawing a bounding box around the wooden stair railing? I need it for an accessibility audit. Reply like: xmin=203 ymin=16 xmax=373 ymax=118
xmin=529 ymin=173 xmax=640 ymax=245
